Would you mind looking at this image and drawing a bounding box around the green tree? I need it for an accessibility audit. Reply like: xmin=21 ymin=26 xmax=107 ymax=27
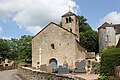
xmin=78 ymin=15 xmax=98 ymax=53
xmin=7 ymin=35 xmax=32 ymax=64
xmin=80 ymin=30 xmax=98 ymax=53
xmin=7 ymin=38 xmax=19 ymax=60
xmin=78 ymin=16 xmax=92 ymax=32
xmin=17 ymin=35 xmax=32 ymax=62
xmin=0 ymin=39 xmax=10 ymax=60
xmin=100 ymin=47 xmax=120 ymax=77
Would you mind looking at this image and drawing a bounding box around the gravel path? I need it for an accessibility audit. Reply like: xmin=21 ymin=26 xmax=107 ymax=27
xmin=0 ymin=69 xmax=18 ymax=80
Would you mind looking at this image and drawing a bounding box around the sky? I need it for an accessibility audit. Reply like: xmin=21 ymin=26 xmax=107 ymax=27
xmin=0 ymin=0 xmax=120 ymax=39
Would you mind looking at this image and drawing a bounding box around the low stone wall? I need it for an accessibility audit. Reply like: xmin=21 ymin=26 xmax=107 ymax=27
xmin=0 ymin=63 xmax=17 ymax=71
xmin=18 ymin=66 xmax=86 ymax=80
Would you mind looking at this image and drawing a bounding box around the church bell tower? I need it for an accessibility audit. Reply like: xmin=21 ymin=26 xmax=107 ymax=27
xmin=61 ymin=11 xmax=79 ymax=41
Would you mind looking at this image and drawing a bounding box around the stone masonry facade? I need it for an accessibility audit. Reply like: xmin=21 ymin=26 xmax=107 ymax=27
xmin=98 ymin=22 xmax=120 ymax=52
xmin=32 ymin=12 xmax=86 ymax=70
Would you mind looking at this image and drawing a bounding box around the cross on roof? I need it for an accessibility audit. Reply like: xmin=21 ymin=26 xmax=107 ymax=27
xmin=69 ymin=5 xmax=71 ymax=12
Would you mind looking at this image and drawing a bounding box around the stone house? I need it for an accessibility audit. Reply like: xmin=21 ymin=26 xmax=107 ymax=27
xmin=98 ymin=22 xmax=120 ymax=52
xmin=32 ymin=11 xmax=87 ymax=70
xmin=86 ymin=52 xmax=96 ymax=72
xmin=86 ymin=52 xmax=100 ymax=73
xmin=86 ymin=52 xmax=95 ymax=72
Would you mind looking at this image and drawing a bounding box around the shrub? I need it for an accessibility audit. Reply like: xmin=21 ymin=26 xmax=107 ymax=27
xmin=100 ymin=47 xmax=120 ymax=77
xmin=92 ymin=62 xmax=100 ymax=74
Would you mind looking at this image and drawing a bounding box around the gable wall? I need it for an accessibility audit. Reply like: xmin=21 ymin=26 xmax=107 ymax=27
xmin=32 ymin=23 xmax=77 ymax=68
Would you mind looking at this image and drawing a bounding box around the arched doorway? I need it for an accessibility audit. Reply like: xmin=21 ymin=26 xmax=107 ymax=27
xmin=49 ymin=58 xmax=57 ymax=70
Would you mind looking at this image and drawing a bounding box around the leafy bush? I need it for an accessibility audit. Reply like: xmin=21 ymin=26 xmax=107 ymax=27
xmin=98 ymin=73 xmax=108 ymax=80
xmin=80 ymin=30 xmax=98 ymax=53
xmin=100 ymin=47 xmax=120 ymax=77
xmin=92 ymin=62 xmax=100 ymax=74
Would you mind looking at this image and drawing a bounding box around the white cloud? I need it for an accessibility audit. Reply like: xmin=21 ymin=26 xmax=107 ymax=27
xmin=100 ymin=11 xmax=120 ymax=26
xmin=0 ymin=27 xmax=3 ymax=33
xmin=0 ymin=0 xmax=79 ymax=34
xmin=26 ymin=26 xmax=42 ymax=34
xmin=0 ymin=36 xmax=11 ymax=40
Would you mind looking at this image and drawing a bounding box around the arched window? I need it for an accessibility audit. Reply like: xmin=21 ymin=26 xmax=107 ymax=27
xmin=51 ymin=44 xmax=55 ymax=49
xmin=107 ymin=35 xmax=109 ymax=41
xmin=66 ymin=18 xmax=68 ymax=23
xmin=69 ymin=17 xmax=72 ymax=22
xmin=105 ymin=35 xmax=110 ymax=42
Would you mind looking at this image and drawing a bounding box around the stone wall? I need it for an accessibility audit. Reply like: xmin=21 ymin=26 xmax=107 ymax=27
xmin=98 ymin=25 xmax=116 ymax=52
xmin=62 ymin=15 xmax=79 ymax=41
xmin=0 ymin=63 xmax=17 ymax=71
xmin=18 ymin=66 xmax=85 ymax=80
xmin=32 ymin=22 xmax=86 ymax=69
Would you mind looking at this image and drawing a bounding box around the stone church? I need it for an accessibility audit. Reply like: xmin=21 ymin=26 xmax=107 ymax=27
xmin=98 ymin=22 xmax=120 ymax=52
xmin=32 ymin=11 xmax=87 ymax=70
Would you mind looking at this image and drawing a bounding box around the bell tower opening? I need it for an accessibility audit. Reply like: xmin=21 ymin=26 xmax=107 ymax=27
xmin=61 ymin=11 xmax=79 ymax=41
xmin=69 ymin=17 xmax=72 ymax=22
xmin=66 ymin=18 xmax=69 ymax=23
xmin=65 ymin=17 xmax=72 ymax=23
